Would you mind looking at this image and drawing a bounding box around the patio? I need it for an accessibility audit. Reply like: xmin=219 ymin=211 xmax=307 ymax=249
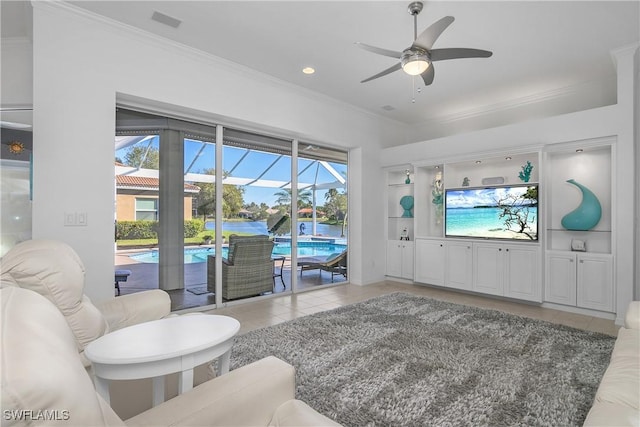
xmin=115 ymin=253 xmax=346 ymax=311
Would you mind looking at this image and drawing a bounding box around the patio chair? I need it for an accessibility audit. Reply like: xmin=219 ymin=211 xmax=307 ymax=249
xmin=298 ymin=250 xmax=347 ymax=282
xmin=207 ymin=234 xmax=275 ymax=300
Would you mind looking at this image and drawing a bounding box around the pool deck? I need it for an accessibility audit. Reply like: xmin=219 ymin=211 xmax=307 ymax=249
xmin=115 ymin=246 xmax=346 ymax=311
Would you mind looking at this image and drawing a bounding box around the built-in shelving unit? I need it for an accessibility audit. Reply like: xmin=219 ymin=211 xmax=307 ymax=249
xmin=544 ymin=143 xmax=613 ymax=254
xmin=543 ymin=138 xmax=614 ymax=312
xmin=385 ymin=167 xmax=415 ymax=280
xmin=385 ymin=142 xmax=615 ymax=314
xmin=391 ymin=151 xmax=544 ymax=303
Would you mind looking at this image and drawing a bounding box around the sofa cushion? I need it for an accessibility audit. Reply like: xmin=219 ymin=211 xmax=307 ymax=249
xmin=269 ymin=400 xmax=341 ymax=427
xmin=127 ymin=356 xmax=296 ymax=426
xmin=592 ymin=327 xmax=640 ymax=410
xmin=0 ymin=239 xmax=108 ymax=353
xmin=625 ymin=301 xmax=640 ymax=330
xmin=583 ymin=401 xmax=640 ymax=427
xmin=1 ymin=287 xmax=124 ymax=427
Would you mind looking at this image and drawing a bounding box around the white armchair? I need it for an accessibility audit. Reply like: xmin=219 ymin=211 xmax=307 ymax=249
xmin=0 ymin=239 xmax=171 ymax=368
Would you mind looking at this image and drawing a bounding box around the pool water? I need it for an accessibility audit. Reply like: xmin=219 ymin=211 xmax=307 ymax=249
xmin=129 ymin=241 xmax=347 ymax=264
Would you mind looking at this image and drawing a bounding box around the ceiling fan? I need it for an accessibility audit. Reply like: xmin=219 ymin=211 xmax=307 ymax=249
xmin=357 ymin=1 xmax=492 ymax=86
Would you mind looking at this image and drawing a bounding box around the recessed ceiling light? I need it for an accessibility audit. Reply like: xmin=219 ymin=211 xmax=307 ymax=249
xmin=302 ymin=67 xmax=315 ymax=75
xmin=505 ymin=156 xmax=512 ymax=160
xmin=475 ymin=160 xmax=482 ymax=164
xmin=381 ymin=105 xmax=395 ymax=111
xmin=576 ymin=149 xmax=584 ymax=153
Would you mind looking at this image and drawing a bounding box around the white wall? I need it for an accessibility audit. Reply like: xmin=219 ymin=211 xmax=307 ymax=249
xmin=31 ymin=2 xmax=400 ymax=302
xmin=1 ymin=38 xmax=32 ymax=108
xmin=381 ymin=44 xmax=638 ymax=323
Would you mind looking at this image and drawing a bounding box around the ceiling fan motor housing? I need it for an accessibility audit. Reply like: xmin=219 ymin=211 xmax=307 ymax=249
xmin=408 ymin=2 xmax=424 ymax=16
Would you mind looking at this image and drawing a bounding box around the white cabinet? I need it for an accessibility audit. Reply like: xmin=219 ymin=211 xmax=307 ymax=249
xmin=445 ymin=241 xmax=473 ymax=290
xmin=543 ymin=141 xmax=615 ymax=314
xmin=414 ymin=239 xmax=445 ymax=286
xmin=545 ymin=251 xmax=614 ymax=312
xmin=414 ymin=239 xmax=472 ymax=291
xmin=473 ymin=243 xmax=541 ymax=302
xmin=473 ymin=243 xmax=503 ymax=296
xmin=545 ymin=252 xmax=577 ymax=305
xmin=386 ymin=240 xmax=414 ymax=280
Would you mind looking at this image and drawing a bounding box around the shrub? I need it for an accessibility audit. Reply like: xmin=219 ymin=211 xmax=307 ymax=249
xmin=184 ymin=219 xmax=204 ymax=238
xmin=116 ymin=219 xmax=204 ymax=240
xmin=117 ymin=221 xmax=157 ymax=240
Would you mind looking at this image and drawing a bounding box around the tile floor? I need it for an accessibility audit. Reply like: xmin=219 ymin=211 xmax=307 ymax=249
xmin=203 ymin=280 xmax=620 ymax=336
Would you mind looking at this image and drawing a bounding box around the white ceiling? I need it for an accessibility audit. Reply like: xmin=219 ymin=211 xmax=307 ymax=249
xmin=2 ymin=1 xmax=639 ymax=139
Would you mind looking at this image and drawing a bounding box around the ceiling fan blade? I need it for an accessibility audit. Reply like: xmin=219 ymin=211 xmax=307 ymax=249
xmin=430 ymin=48 xmax=493 ymax=61
xmin=421 ymin=65 xmax=435 ymax=86
xmin=412 ymin=16 xmax=455 ymax=50
xmin=355 ymin=42 xmax=402 ymax=59
xmin=361 ymin=62 xmax=402 ymax=83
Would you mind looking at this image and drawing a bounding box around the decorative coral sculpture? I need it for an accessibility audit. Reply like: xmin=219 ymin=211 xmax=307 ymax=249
xmin=519 ymin=161 xmax=533 ymax=183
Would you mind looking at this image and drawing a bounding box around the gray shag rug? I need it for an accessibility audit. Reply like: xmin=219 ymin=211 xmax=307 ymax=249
xmin=230 ymin=292 xmax=615 ymax=427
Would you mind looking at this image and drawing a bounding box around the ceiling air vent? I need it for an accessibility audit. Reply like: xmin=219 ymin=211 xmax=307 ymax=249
xmin=151 ymin=11 xmax=182 ymax=28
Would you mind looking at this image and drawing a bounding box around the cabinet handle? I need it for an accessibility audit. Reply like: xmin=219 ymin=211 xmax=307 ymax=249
xmin=579 ymin=260 xmax=584 ymax=263
xmin=498 ymin=248 xmax=502 ymax=251
xmin=570 ymin=259 xmax=574 ymax=263
xmin=440 ymin=244 xmax=443 ymax=247
xmin=506 ymin=248 xmax=509 ymax=252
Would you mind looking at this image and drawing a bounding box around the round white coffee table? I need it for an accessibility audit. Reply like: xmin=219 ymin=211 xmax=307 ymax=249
xmin=85 ymin=314 xmax=240 ymax=406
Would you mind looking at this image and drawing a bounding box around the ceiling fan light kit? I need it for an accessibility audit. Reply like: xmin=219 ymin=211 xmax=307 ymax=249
xmin=401 ymin=49 xmax=430 ymax=75
xmin=357 ymin=1 xmax=492 ymax=87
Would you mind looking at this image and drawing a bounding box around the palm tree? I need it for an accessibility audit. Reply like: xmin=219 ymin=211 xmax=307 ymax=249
xmin=273 ymin=188 xmax=312 ymax=207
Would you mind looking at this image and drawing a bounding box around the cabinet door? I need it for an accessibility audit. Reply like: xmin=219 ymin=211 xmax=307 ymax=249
xmin=414 ymin=239 xmax=445 ymax=286
xmin=445 ymin=242 xmax=472 ymax=290
xmin=504 ymin=245 xmax=541 ymax=302
xmin=401 ymin=241 xmax=414 ymax=280
xmin=386 ymin=240 xmax=403 ymax=278
xmin=545 ymin=252 xmax=577 ymax=305
xmin=577 ymin=254 xmax=614 ymax=312
xmin=473 ymin=243 xmax=503 ymax=296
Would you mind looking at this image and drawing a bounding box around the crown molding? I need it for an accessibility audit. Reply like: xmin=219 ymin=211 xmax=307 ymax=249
xmin=610 ymin=41 xmax=640 ymax=67
xmin=420 ymin=78 xmax=612 ymax=125
xmin=31 ymin=0 xmax=404 ymax=129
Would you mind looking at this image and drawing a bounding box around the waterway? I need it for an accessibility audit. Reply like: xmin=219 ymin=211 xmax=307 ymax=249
xmin=205 ymin=220 xmax=346 ymax=238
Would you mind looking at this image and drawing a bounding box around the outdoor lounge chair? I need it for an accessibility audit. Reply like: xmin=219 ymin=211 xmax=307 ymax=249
xmin=298 ymin=250 xmax=347 ymax=282
xmin=207 ymin=234 xmax=275 ymax=300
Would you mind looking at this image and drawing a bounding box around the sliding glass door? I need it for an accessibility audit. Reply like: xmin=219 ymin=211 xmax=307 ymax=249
xmin=115 ymin=108 xmax=348 ymax=311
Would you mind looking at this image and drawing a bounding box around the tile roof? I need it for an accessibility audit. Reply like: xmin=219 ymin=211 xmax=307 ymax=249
xmin=116 ymin=175 xmax=200 ymax=193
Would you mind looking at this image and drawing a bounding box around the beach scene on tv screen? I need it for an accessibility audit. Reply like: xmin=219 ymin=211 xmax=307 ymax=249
xmin=445 ymin=186 xmax=538 ymax=240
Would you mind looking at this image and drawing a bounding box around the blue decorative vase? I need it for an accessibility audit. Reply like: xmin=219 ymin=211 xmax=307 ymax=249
xmin=399 ymin=195 xmax=414 ymax=218
xmin=561 ymin=179 xmax=602 ymax=231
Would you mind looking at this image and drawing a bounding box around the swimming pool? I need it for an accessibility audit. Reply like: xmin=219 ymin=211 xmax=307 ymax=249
xmin=129 ymin=241 xmax=347 ymax=264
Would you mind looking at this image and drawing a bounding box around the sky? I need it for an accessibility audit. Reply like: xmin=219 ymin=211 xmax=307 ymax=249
xmin=116 ymin=136 xmax=347 ymax=207
xmin=445 ymin=186 xmax=536 ymax=209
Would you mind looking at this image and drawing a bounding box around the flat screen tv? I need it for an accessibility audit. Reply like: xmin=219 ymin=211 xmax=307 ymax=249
xmin=444 ymin=184 xmax=538 ymax=241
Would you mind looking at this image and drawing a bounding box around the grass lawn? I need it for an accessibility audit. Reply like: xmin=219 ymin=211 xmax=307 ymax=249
xmin=116 ymin=230 xmax=251 ymax=249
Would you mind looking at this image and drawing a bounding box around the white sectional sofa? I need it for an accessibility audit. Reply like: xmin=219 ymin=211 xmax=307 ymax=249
xmin=1 ymin=239 xmax=341 ymax=426
xmin=1 ymin=286 xmax=342 ymax=427
xmin=583 ymin=301 xmax=640 ymax=426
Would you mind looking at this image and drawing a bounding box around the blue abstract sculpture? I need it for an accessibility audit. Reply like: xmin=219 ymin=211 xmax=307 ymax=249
xmin=561 ymin=179 xmax=602 ymax=231
xmin=399 ymin=195 xmax=414 ymax=218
